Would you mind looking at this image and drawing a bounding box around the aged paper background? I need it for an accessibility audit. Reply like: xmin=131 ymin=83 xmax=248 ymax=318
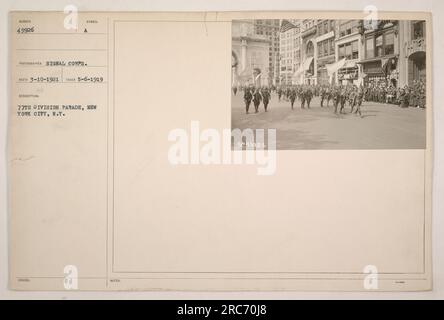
xmin=6 ymin=9 xmax=434 ymax=292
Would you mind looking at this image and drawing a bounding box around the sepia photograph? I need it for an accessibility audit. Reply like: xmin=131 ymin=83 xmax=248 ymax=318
xmin=231 ymin=19 xmax=427 ymax=149
xmin=2 ymin=4 xmax=438 ymax=298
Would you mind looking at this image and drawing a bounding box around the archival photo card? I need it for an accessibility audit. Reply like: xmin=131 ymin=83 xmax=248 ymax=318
xmin=8 ymin=11 xmax=432 ymax=291
xmin=231 ymin=19 xmax=427 ymax=150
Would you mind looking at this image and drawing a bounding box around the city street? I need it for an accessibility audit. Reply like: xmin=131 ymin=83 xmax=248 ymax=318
xmin=231 ymin=92 xmax=426 ymax=149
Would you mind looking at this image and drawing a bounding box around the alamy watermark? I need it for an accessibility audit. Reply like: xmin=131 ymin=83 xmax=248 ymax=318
xmin=63 ymin=265 xmax=78 ymax=290
xmin=168 ymin=121 xmax=277 ymax=176
xmin=63 ymin=5 xmax=78 ymax=30
xmin=363 ymin=264 xmax=379 ymax=290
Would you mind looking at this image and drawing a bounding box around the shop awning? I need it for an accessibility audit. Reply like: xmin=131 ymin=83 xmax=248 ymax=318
xmin=294 ymin=57 xmax=314 ymax=76
xmin=325 ymin=58 xmax=346 ymax=76
xmin=356 ymin=54 xmax=399 ymax=65
xmin=341 ymin=60 xmax=357 ymax=69
xmin=357 ymin=54 xmax=399 ymax=75
xmin=302 ymin=57 xmax=314 ymax=71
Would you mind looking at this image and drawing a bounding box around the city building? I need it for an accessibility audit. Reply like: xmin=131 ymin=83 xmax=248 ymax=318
xmin=299 ymin=19 xmax=318 ymax=85
xmin=316 ymin=19 xmax=336 ymax=85
xmin=357 ymin=20 xmax=400 ymax=86
xmin=279 ymin=19 xmax=301 ymax=85
xmin=333 ymin=20 xmax=363 ymax=85
xmin=237 ymin=18 xmax=426 ymax=90
xmin=398 ymin=20 xmax=426 ymax=87
xmin=231 ymin=20 xmax=270 ymax=87
xmin=253 ymin=19 xmax=281 ymax=85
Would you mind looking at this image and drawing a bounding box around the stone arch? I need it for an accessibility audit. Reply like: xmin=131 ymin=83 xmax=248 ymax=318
xmin=306 ymin=40 xmax=315 ymax=57
xmin=408 ymin=51 xmax=426 ymax=85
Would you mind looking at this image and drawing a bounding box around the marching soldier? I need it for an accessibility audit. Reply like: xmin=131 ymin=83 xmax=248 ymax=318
xmin=300 ymin=86 xmax=307 ymax=109
xmin=285 ymin=87 xmax=291 ymax=101
xmin=244 ymin=87 xmax=253 ymax=114
xmin=262 ymin=87 xmax=271 ymax=112
xmin=277 ymin=87 xmax=283 ymax=102
xmin=353 ymin=86 xmax=364 ymax=117
xmin=305 ymin=87 xmax=313 ymax=109
xmin=252 ymin=88 xmax=262 ymax=113
xmin=333 ymin=86 xmax=341 ymax=114
xmin=289 ymin=87 xmax=297 ymax=110
xmin=326 ymin=85 xmax=332 ymax=107
xmin=320 ymin=86 xmax=326 ymax=107
xmin=349 ymin=86 xmax=357 ymax=113
xmin=339 ymin=86 xmax=347 ymax=114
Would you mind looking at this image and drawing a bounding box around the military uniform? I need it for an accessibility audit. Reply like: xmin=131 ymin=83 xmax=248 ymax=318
xmin=348 ymin=89 xmax=357 ymax=113
xmin=326 ymin=87 xmax=332 ymax=107
xmin=305 ymin=88 xmax=313 ymax=108
xmin=285 ymin=87 xmax=291 ymax=101
xmin=300 ymin=88 xmax=306 ymax=109
xmin=289 ymin=89 xmax=296 ymax=109
xmin=320 ymin=87 xmax=326 ymax=107
xmin=262 ymin=89 xmax=271 ymax=112
xmin=333 ymin=88 xmax=341 ymax=114
xmin=338 ymin=87 xmax=347 ymax=114
xmin=244 ymin=89 xmax=253 ymax=114
xmin=252 ymin=90 xmax=262 ymax=113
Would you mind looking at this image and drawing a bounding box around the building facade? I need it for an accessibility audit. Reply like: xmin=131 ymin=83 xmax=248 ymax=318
xmin=232 ymin=20 xmax=271 ymax=87
xmin=316 ymin=19 xmax=337 ymax=85
xmin=281 ymin=19 xmax=337 ymax=85
xmin=358 ymin=20 xmax=400 ymax=86
xmin=333 ymin=20 xmax=362 ymax=85
xmin=398 ymin=20 xmax=426 ymax=88
xmin=279 ymin=19 xmax=301 ymax=85
xmin=253 ymin=19 xmax=281 ymax=85
xmin=299 ymin=19 xmax=318 ymax=85
xmin=268 ymin=19 xmax=426 ymax=89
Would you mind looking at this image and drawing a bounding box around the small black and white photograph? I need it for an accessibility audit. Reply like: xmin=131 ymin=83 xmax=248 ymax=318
xmin=231 ymin=19 xmax=427 ymax=150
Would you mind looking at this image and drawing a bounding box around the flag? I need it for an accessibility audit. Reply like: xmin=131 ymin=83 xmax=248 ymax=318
xmin=381 ymin=58 xmax=392 ymax=75
xmin=294 ymin=57 xmax=314 ymax=76
xmin=280 ymin=19 xmax=296 ymax=33
xmin=326 ymin=58 xmax=346 ymax=77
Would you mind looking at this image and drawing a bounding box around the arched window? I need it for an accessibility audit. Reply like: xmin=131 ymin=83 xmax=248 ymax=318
xmin=306 ymin=41 xmax=314 ymax=57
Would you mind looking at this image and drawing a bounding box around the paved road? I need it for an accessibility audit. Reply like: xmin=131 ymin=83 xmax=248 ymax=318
xmin=231 ymin=92 xmax=426 ymax=150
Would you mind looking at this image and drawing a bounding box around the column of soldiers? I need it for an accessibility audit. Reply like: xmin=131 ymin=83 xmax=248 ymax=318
xmin=241 ymin=84 xmax=364 ymax=116
xmin=277 ymin=84 xmax=364 ymax=116
xmin=274 ymin=85 xmax=316 ymax=109
xmin=242 ymin=86 xmax=271 ymax=114
xmin=324 ymin=84 xmax=365 ymax=116
xmin=237 ymin=78 xmax=425 ymax=116
xmin=244 ymin=85 xmax=317 ymax=112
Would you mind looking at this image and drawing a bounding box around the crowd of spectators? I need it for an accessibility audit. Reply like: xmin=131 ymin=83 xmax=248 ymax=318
xmin=363 ymin=79 xmax=426 ymax=108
